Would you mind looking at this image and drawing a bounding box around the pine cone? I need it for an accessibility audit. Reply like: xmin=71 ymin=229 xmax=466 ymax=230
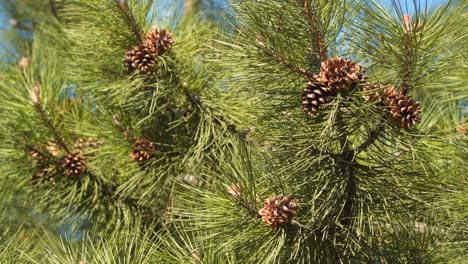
xmin=46 ymin=141 xmax=60 ymax=157
xmin=319 ymin=57 xmax=363 ymax=92
xmin=74 ymin=138 xmax=101 ymax=151
xmin=457 ymin=121 xmax=467 ymax=136
xmin=28 ymin=146 xmax=50 ymax=165
xmin=302 ymin=77 xmax=332 ymax=116
xmin=384 ymin=86 xmax=399 ymax=100
xmin=123 ymin=44 xmax=158 ymax=73
xmin=131 ymin=138 xmax=155 ymax=162
xmin=31 ymin=167 xmax=56 ymax=185
xmin=387 ymin=94 xmax=421 ymax=129
xmin=227 ymin=183 xmax=241 ymax=198
xmin=61 ymin=153 xmax=87 ymax=176
xmin=259 ymin=195 xmax=298 ymax=228
xmin=362 ymin=83 xmax=392 ymax=104
xmin=146 ymin=27 xmax=174 ymax=54
xmin=29 ymin=148 xmax=44 ymax=160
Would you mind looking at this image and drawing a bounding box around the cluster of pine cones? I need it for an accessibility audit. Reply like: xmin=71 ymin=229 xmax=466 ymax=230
xmin=362 ymin=83 xmax=421 ymax=129
xmin=29 ymin=138 xmax=100 ymax=184
xmin=301 ymin=57 xmax=365 ymax=116
xmin=301 ymin=57 xmax=421 ymax=129
xmin=123 ymin=27 xmax=175 ymax=73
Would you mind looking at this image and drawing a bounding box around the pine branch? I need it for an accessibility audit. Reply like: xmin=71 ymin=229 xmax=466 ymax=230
xmin=25 ymin=145 xmax=53 ymax=162
xmin=270 ymin=51 xmax=314 ymax=78
xmin=113 ymin=0 xmax=145 ymax=44
xmin=401 ymin=32 xmax=413 ymax=95
xmin=237 ymin=197 xmax=261 ymax=219
xmin=31 ymin=83 xmax=72 ymax=154
xmin=48 ymin=0 xmax=58 ymax=17
xmin=87 ymin=173 xmax=141 ymax=209
xmin=335 ymin=109 xmax=349 ymax=151
xmin=341 ymin=166 xmax=356 ymax=227
xmin=112 ymin=114 xmax=136 ymax=142
xmin=170 ymin=69 xmax=243 ymax=138
xmin=302 ymin=0 xmax=327 ymax=62
xmin=353 ymin=122 xmax=385 ymax=155
xmin=335 ymin=105 xmax=357 ymax=227
xmin=257 ymin=34 xmax=314 ymax=78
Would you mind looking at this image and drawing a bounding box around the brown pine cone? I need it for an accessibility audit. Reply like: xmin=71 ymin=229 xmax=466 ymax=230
xmin=131 ymin=138 xmax=155 ymax=162
xmin=319 ymin=57 xmax=363 ymax=92
xmin=302 ymin=77 xmax=332 ymax=116
xmin=362 ymin=83 xmax=395 ymax=104
xmin=61 ymin=153 xmax=87 ymax=176
xmin=74 ymin=138 xmax=101 ymax=151
xmin=31 ymin=167 xmax=56 ymax=185
xmin=46 ymin=141 xmax=60 ymax=157
xmin=123 ymin=44 xmax=158 ymax=73
xmin=387 ymin=94 xmax=422 ymax=129
xmin=384 ymin=85 xmax=399 ymax=100
xmin=457 ymin=121 xmax=467 ymax=136
xmin=29 ymin=148 xmax=44 ymax=160
xmin=146 ymin=27 xmax=175 ymax=54
xmin=259 ymin=195 xmax=298 ymax=228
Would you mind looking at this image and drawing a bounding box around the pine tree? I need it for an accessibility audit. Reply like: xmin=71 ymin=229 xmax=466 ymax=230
xmin=0 ymin=0 xmax=466 ymax=263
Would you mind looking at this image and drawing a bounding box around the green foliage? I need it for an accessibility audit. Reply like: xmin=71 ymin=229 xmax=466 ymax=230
xmin=0 ymin=0 xmax=466 ymax=263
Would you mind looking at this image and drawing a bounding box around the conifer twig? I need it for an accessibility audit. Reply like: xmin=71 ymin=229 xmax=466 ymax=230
xmin=49 ymin=0 xmax=58 ymax=17
xmin=25 ymin=145 xmax=53 ymax=162
xmin=31 ymin=83 xmax=72 ymax=154
xmin=113 ymin=0 xmax=145 ymax=44
xmin=172 ymin=72 xmax=245 ymax=139
xmin=302 ymin=0 xmax=327 ymax=62
xmin=257 ymin=34 xmax=314 ymax=78
xmin=112 ymin=114 xmax=136 ymax=142
xmin=341 ymin=166 xmax=356 ymax=227
xmin=353 ymin=123 xmax=385 ymax=155
xmin=401 ymin=39 xmax=412 ymax=95
xmin=401 ymin=14 xmax=414 ymax=95
xmin=238 ymin=198 xmax=261 ymax=218
xmin=270 ymin=52 xmax=315 ymax=78
xmin=334 ymin=107 xmax=356 ymax=227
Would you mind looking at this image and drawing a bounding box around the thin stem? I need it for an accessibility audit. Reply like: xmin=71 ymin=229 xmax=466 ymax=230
xmin=49 ymin=0 xmax=58 ymax=17
xmin=170 ymin=70 xmax=242 ymax=138
xmin=401 ymin=33 xmax=413 ymax=95
xmin=334 ymin=102 xmax=356 ymax=227
xmin=87 ymin=173 xmax=146 ymax=211
xmin=33 ymin=102 xmax=72 ymax=154
xmin=335 ymin=109 xmax=349 ymax=152
xmin=112 ymin=114 xmax=136 ymax=142
xmin=257 ymin=33 xmax=314 ymax=78
xmin=341 ymin=166 xmax=356 ymax=227
xmin=26 ymin=145 xmax=53 ymax=162
xmin=302 ymin=0 xmax=327 ymax=62
xmin=238 ymin=197 xmax=261 ymax=218
xmin=270 ymin=52 xmax=315 ymax=78
xmin=353 ymin=123 xmax=385 ymax=155
xmin=114 ymin=0 xmax=145 ymax=44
